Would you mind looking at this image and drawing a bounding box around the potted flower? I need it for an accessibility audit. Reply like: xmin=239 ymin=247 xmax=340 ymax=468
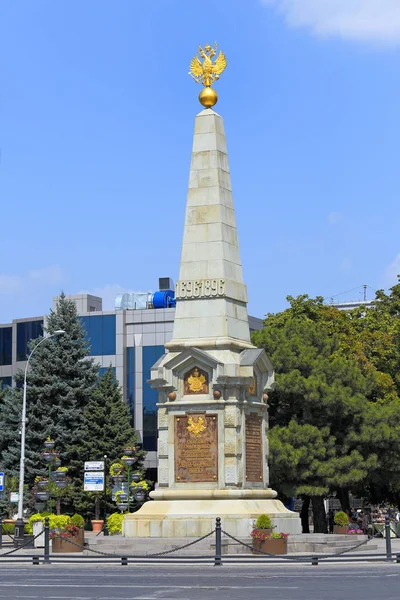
xmin=51 ymin=523 xmax=84 ymax=553
xmin=35 ymin=476 xmax=49 ymax=490
xmin=333 ymin=511 xmax=349 ymax=534
xmin=123 ymin=446 xmax=137 ymax=457
xmin=110 ymin=462 xmax=124 ymax=484
xmin=121 ymin=455 xmax=136 ymax=467
xmin=43 ymin=436 xmax=55 ymax=449
xmin=54 ymin=466 xmax=68 ymax=479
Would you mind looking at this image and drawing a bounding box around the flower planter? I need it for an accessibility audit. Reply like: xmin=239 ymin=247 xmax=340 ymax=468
xmin=91 ymin=520 xmax=104 ymax=533
xmin=43 ymin=441 xmax=55 ymax=449
xmin=35 ymin=491 xmax=49 ymax=501
xmin=252 ymin=538 xmax=287 ymax=555
xmin=37 ymin=480 xmax=49 ymax=489
xmin=52 ymin=529 xmax=84 ymax=553
xmin=333 ymin=525 xmax=348 ymax=534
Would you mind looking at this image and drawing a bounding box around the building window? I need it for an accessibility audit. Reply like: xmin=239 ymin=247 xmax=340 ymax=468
xmin=126 ymin=347 xmax=135 ymax=424
xmin=16 ymin=321 xmax=43 ymax=361
xmin=0 ymin=376 xmax=12 ymax=390
xmin=80 ymin=315 xmax=116 ymax=356
xmin=0 ymin=327 xmax=12 ymax=366
xmin=142 ymin=345 xmax=164 ymax=451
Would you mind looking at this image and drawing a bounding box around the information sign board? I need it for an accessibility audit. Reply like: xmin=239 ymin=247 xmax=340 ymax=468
xmin=84 ymin=471 xmax=105 ymax=492
xmin=84 ymin=461 xmax=105 ymax=471
xmin=10 ymin=492 xmax=19 ymax=502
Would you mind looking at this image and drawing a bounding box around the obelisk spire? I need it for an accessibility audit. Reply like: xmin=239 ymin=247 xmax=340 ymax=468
xmin=166 ymin=45 xmax=253 ymax=351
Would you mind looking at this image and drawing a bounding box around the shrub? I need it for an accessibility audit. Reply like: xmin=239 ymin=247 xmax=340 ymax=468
xmin=26 ymin=513 xmax=71 ymax=534
xmin=70 ymin=514 xmax=85 ymax=528
xmin=254 ymin=514 xmax=272 ymax=530
xmin=334 ymin=511 xmax=349 ymax=527
xmin=130 ymin=480 xmax=150 ymax=491
xmin=107 ymin=512 xmax=124 ymax=535
xmin=110 ymin=462 xmax=124 ymax=476
xmin=26 ymin=512 xmax=52 ymax=535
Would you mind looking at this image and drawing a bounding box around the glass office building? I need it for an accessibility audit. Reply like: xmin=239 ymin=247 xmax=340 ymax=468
xmin=0 ymin=292 xmax=262 ymax=471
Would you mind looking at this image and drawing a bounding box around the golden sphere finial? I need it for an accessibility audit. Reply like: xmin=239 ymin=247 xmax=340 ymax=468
xmin=199 ymin=87 xmax=218 ymax=108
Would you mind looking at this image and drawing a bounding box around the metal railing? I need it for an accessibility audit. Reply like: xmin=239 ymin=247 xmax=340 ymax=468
xmin=0 ymin=516 xmax=399 ymax=566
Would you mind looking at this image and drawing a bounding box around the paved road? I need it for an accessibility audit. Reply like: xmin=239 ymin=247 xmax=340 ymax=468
xmin=0 ymin=564 xmax=400 ymax=600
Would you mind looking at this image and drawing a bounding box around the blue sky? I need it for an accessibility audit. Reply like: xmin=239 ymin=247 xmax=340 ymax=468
xmin=1 ymin=0 xmax=400 ymax=322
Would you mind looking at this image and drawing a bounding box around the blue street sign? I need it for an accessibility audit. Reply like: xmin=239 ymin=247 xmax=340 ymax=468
xmin=0 ymin=472 xmax=4 ymax=492
xmin=84 ymin=471 xmax=104 ymax=492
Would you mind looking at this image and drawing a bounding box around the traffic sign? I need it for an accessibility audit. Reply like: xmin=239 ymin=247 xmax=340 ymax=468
xmin=84 ymin=461 xmax=105 ymax=471
xmin=84 ymin=471 xmax=105 ymax=492
xmin=0 ymin=472 xmax=4 ymax=492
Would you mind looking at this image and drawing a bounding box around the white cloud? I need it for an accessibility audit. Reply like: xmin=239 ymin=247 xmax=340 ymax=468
xmin=0 ymin=266 xmax=65 ymax=295
xmin=328 ymin=211 xmax=342 ymax=225
xmin=78 ymin=284 xmax=132 ymax=311
xmin=28 ymin=265 xmax=64 ymax=285
xmin=0 ymin=274 xmax=23 ymax=294
xmin=385 ymin=254 xmax=400 ymax=285
xmin=261 ymin=0 xmax=400 ymax=44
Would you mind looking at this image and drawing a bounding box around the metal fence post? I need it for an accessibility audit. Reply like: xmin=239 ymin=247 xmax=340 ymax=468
xmin=385 ymin=515 xmax=392 ymax=561
xmin=44 ymin=517 xmax=50 ymax=564
xmin=214 ymin=517 xmax=222 ymax=567
xmin=0 ymin=514 xmax=3 ymax=549
xmin=311 ymin=556 xmax=319 ymax=566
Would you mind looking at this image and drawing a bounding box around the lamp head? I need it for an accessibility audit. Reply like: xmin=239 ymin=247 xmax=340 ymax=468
xmin=53 ymin=330 xmax=65 ymax=336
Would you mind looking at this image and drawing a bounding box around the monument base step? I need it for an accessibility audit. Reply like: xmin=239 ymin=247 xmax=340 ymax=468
xmin=123 ymin=498 xmax=302 ymax=538
xmin=85 ymin=533 xmax=377 ymax=556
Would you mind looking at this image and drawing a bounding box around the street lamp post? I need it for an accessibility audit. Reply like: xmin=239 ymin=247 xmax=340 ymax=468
xmin=14 ymin=330 xmax=65 ymax=546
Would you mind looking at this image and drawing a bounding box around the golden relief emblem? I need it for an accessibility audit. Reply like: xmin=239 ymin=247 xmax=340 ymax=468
xmin=247 ymin=376 xmax=257 ymax=398
xmin=187 ymin=416 xmax=206 ymax=436
xmin=189 ymin=42 xmax=227 ymax=109
xmin=188 ymin=368 xmax=206 ymax=393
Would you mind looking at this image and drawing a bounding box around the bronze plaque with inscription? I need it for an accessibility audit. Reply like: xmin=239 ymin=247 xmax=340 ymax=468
xmin=175 ymin=413 xmax=218 ymax=482
xmin=245 ymin=414 xmax=263 ymax=482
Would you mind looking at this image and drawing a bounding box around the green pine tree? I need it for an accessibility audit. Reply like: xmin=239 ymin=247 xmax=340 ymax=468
xmin=253 ymin=294 xmax=400 ymax=531
xmin=70 ymin=366 xmax=146 ymax=519
xmin=11 ymin=293 xmax=99 ymax=497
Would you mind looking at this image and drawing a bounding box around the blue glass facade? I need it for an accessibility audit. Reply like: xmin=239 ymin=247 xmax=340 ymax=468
xmin=0 ymin=327 xmax=12 ymax=366
xmin=0 ymin=376 xmax=12 ymax=389
xmin=80 ymin=315 xmax=116 ymax=356
xmin=16 ymin=320 xmax=43 ymax=361
xmin=142 ymin=345 xmax=165 ymax=451
xmin=126 ymin=347 xmax=135 ymax=422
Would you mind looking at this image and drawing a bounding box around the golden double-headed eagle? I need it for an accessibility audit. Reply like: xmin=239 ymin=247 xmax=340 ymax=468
xmin=187 ymin=416 xmax=206 ymax=436
xmin=189 ymin=43 xmax=227 ymax=88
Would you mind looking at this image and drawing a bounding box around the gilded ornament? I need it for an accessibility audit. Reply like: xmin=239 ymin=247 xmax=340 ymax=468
xmin=187 ymin=416 xmax=206 ymax=436
xmin=168 ymin=392 xmax=177 ymax=401
xmin=187 ymin=368 xmax=206 ymax=393
xmin=189 ymin=42 xmax=227 ymax=108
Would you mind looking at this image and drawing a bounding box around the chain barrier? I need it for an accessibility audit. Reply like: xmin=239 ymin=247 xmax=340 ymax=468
xmin=221 ymin=527 xmax=391 ymax=562
xmin=147 ymin=529 xmax=215 ymax=557
xmin=221 ymin=530 xmax=311 ymax=562
xmin=49 ymin=528 xmax=215 ymax=558
xmin=0 ymin=528 xmax=44 ymax=557
xmin=1 ymin=525 xmax=15 ymax=542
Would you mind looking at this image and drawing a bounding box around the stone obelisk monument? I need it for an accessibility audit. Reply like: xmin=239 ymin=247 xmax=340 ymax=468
xmin=124 ymin=44 xmax=301 ymax=538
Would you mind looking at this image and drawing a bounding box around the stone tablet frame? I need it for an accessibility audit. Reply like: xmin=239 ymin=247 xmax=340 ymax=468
xmin=174 ymin=413 xmax=218 ymax=482
xmin=245 ymin=413 xmax=263 ymax=482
